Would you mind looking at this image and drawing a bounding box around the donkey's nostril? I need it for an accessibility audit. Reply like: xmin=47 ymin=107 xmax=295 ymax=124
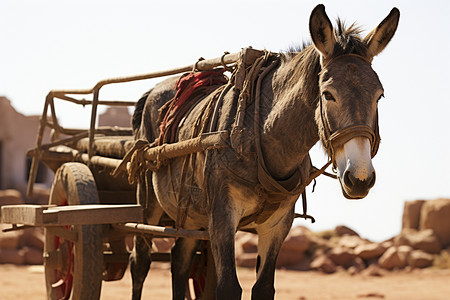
xmin=343 ymin=170 xmax=355 ymax=188
xmin=367 ymin=171 xmax=376 ymax=188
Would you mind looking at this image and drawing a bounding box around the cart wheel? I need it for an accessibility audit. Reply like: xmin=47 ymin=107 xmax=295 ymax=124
xmin=102 ymin=239 xmax=129 ymax=281
xmin=186 ymin=241 xmax=216 ymax=300
xmin=44 ymin=163 xmax=103 ymax=300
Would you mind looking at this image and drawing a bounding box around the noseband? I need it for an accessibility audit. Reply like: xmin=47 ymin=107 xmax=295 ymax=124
xmin=319 ymin=54 xmax=381 ymax=167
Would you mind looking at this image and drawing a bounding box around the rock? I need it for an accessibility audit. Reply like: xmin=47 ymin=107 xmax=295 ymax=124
xmin=408 ymin=250 xmax=434 ymax=268
xmin=334 ymin=225 xmax=359 ymax=237
xmin=381 ymin=240 xmax=394 ymax=249
xmin=236 ymin=252 xmax=257 ymax=268
xmin=378 ymin=245 xmax=412 ymax=270
xmin=361 ymin=264 xmax=385 ymax=277
xmin=347 ymin=266 xmax=359 ymax=275
xmin=235 ymin=232 xmax=258 ymax=268
xmin=152 ymin=238 xmax=174 ymax=253
xmin=276 ymin=250 xmax=305 ymax=268
xmin=0 ymin=189 xmax=23 ymax=206
xmin=420 ymin=199 xmax=450 ymax=248
xmin=0 ymin=190 xmax=24 ymax=220
xmin=277 ymin=227 xmax=310 ymax=268
xmin=23 ymin=247 xmax=43 ymax=265
xmin=348 ymin=256 xmax=366 ymax=273
xmin=354 ymin=242 xmax=386 ymax=260
xmin=402 ymin=200 xmax=425 ymax=230
xmin=310 ymin=254 xmax=336 ymax=273
xmin=328 ymin=247 xmax=356 ymax=268
xmin=281 ymin=226 xmax=311 ymax=252
xmin=338 ymin=235 xmax=366 ymax=249
xmin=19 ymin=228 xmax=44 ymax=250
xmin=0 ymin=225 xmax=21 ymax=249
xmin=235 ymin=232 xmax=257 ymax=253
xmin=0 ymin=248 xmax=25 ymax=265
xmin=26 ymin=187 xmax=50 ymax=205
xmin=394 ymin=228 xmax=441 ymax=254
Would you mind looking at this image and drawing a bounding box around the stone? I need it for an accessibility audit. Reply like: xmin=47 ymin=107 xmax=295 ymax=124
xmin=394 ymin=228 xmax=441 ymax=254
xmin=26 ymin=187 xmax=50 ymax=205
xmin=23 ymin=247 xmax=43 ymax=265
xmin=236 ymin=252 xmax=257 ymax=268
xmin=0 ymin=189 xmax=23 ymax=206
xmin=19 ymin=228 xmax=44 ymax=250
xmin=281 ymin=226 xmax=311 ymax=252
xmin=378 ymin=245 xmax=412 ymax=270
xmin=310 ymin=254 xmax=336 ymax=273
xmin=347 ymin=266 xmax=359 ymax=276
xmin=348 ymin=256 xmax=366 ymax=273
xmin=338 ymin=235 xmax=366 ymax=249
xmin=0 ymin=225 xmax=21 ymax=249
xmin=354 ymin=242 xmax=386 ymax=260
xmin=152 ymin=238 xmax=174 ymax=253
xmin=402 ymin=200 xmax=425 ymax=230
xmin=276 ymin=250 xmax=305 ymax=268
xmin=407 ymin=250 xmax=434 ymax=268
xmin=328 ymin=247 xmax=356 ymax=268
xmin=361 ymin=264 xmax=385 ymax=277
xmin=276 ymin=227 xmax=310 ymax=268
xmin=0 ymin=248 xmax=25 ymax=265
xmin=334 ymin=225 xmax=359 ymax=237
xmin=420 ymin=199 xmax=450 ymax=248
xmin=235 ymin=232 xmax=257 ymax=253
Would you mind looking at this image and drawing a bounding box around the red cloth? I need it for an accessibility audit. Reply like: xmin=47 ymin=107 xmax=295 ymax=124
xmin=158 ymin=68 xmax=228 ymax=145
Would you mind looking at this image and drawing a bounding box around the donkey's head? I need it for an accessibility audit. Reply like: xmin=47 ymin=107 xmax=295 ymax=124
xmin=309 ymin=5 xmax=399 ymax=199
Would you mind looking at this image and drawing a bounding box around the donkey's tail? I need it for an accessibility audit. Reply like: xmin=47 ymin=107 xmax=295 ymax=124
xmin=132 ymin=90 xmax=151 ymax=135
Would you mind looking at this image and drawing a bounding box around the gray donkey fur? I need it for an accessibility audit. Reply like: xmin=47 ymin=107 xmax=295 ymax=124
xmin=130 ymin=5 xmax=399 ymax=300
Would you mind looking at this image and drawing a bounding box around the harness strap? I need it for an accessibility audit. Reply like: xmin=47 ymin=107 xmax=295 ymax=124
xmin=318 ymin=53 xmax=381 ymax=167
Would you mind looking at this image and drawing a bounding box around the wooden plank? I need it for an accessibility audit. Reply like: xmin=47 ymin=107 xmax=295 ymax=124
xmin=43 ymin=204 xmax=143 ymax=225
xmin=1 ymin=204 xmax=143 ymax=226
xmin=1 ymin=205 xmax=54 ymax=226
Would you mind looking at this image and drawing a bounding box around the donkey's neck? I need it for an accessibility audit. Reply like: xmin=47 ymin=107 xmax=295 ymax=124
xmin=259 ymin=53 xmax=320 ymax=180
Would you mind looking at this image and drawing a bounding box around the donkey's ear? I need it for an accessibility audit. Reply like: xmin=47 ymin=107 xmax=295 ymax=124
xmin=363 ymin=8 xmax=400 ymax=58
xmin=309 ymin=4 xmax=335 ymax=59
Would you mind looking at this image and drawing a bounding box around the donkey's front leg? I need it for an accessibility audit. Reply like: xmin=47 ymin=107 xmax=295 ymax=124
xmin=251 ymin=211 xmax=294 ymax=300
xmin=209 ymin=202 xmax=242 ymax=300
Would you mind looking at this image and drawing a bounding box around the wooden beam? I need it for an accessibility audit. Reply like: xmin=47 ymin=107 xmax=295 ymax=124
xmin=113 ymin=223 xmax=209 ymax=240
xmin=1 ymin=204 xmax=143 ymax=226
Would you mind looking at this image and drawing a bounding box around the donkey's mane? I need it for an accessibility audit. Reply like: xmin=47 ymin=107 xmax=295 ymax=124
xmin=280 ymin=19 xmax=369 ymax=107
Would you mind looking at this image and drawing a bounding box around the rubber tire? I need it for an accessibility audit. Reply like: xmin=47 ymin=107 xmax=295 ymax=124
xmin=44 ymin=163 xmax=103 ymax=300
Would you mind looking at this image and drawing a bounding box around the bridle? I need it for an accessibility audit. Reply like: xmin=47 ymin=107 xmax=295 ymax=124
xmin=318 ymin=54 xmax=381 ymax=168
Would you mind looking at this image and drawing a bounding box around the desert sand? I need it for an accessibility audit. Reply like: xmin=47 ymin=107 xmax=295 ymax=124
xmin=0 ymin=263 xmax=449 ymax=300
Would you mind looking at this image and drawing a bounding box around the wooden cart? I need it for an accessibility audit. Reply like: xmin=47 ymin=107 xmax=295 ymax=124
xmin=1 ymin=51 xmax=243 ymax=300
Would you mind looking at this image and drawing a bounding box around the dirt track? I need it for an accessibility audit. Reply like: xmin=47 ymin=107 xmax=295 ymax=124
xmin=1 ymin=264 xmax=449 ymax=299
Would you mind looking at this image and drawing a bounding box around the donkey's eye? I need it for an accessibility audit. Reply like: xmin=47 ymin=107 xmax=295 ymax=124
xmin=323 ymin=91 xmax=335 ymax=101
xmin=377 ymin=93 xmax=385 ymax=103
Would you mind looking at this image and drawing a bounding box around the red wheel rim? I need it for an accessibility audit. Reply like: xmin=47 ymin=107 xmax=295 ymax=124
xmin=51 ymin=199 xmax=74 ymax=300
xmin=188 ymin=241 xmax=208 ymax=298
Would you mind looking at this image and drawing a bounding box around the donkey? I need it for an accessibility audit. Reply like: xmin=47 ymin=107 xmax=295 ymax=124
xmin=130 ymin=4 xmax=399 ymax=300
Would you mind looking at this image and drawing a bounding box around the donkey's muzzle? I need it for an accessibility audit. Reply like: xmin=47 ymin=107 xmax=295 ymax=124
xmin=342 ymin=169 xmax=376 ymax=199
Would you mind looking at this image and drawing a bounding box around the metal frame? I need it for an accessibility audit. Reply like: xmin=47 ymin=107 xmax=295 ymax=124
xmin=26 ymin=51 xmax=241 ymax=197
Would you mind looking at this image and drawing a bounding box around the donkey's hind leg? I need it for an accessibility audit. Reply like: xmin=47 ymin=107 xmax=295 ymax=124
xmin=171 ymin=237 xmax=200 ymax=300
xmin=130 ymin=177 xmax=164 ymax=300
xmin=130 ymin=235 xmax=152 ymax=300
xmin=251 ymin=211 xmax=294 ymax=300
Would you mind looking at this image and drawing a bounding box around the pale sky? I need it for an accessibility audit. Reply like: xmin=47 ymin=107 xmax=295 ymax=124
xmin=1 ymin=0 xmax=449 ymax=241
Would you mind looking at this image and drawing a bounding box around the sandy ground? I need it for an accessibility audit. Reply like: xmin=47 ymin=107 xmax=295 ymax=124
xmin=0 ymin=264 xmax=449 ymax=300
